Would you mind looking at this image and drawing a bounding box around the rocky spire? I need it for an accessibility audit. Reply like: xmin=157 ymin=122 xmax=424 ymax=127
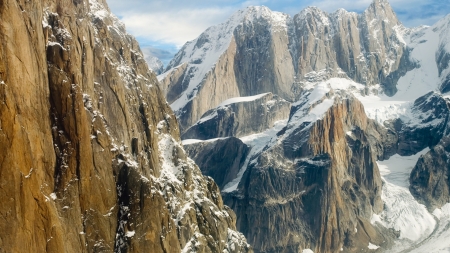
xmin=364 ymin=0 xmax=401 ymax=26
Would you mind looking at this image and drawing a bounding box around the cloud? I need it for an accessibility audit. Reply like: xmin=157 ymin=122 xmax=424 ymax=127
xmin=120 ymin=7 xmax=235 ymax=47
xmin=106 ymin=0 xmax=450 ymax=62
xmin=141 ymin=46 xmax=175 ymax=66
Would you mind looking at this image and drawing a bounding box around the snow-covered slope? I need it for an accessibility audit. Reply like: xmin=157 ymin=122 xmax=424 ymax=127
xmin=161 ymin=0 xmax=450 ymax=252
xmin=160 ymin=6 xmax=289 ymax=113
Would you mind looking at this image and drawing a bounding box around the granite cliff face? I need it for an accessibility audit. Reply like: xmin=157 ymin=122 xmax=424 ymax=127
xmin=223 ymin=91 xmax=394 ymax=253
xmin=160 ymin=0 xmax=411 ymax=132
xmin=182 ymin=93 xmax=290 ymax=140
xmin=410 ymin=137 xmax=450 ymax=210
xmin=0 ymin=0 xmax=251 ymax=252
xmin=162 ymin=0 xmax=450 ymax=252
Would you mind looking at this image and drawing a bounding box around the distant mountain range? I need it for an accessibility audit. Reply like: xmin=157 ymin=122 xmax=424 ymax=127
xmin=159 ymin=0 xmax=450 ymax=252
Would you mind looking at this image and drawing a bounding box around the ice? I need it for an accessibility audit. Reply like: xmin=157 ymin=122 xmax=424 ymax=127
xmin=408 ymin=203 xmax=450 ymax=253
xmin=374 ymin=148 xmax=437 ymax=249
xmin=377 ymin=148 xmax=429 ymax=188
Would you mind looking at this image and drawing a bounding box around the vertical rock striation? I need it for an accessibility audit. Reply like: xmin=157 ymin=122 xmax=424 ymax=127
xmin=222 ymin=92 xmax=392 ymax=253
xmin=160 ymin=0 xmax=413 ymax=132
xmin=0 ymin=0 xmax=252 ymax=252
xmin=182 ymin=93 xmax=291 ymax=140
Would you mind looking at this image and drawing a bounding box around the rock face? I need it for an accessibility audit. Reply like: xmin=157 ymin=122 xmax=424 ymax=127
xmin=223 ymin=92 xmax=391 ymax=253
xmin=157 ymin=0 xmax=450 ymax=252
xmin=0 ymin=0 xmax=252 ymax=252
xmin=410 ymin=137 xmax=450 ymax=210
xmin=160 ymin=0 xmax=411 ymax=132
xmin=182 ymin=93 xmax=291 ymax=140
xmin=183 ymin=138 xmax=251 ymax=188
xmin=384 ymin=91 xmax=450 ymax=156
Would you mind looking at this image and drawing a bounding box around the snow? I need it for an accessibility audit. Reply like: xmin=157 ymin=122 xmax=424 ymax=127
xmin=407 ymin=203 xmax=450 ymax=253
xmin=374 ymin=148 xmax=437 ymax=249
xmin=377 ymin=148 xmax=429 ymax=188
xmin=218 ymin=93 xmax=269 ymax=107
xmin=182 ymin=139 xmax=204 ymax=145
xmin=302 ymin=249 xmax=314 ymax=253
xmin=222 ymin=119 xmax=288 ymax=192
xmin=162 ymin=6 xmax=289 ymax=113
xmin=368 ymin=243 xmax=380 ymax=250
xmin=287 ymin=81 xmax=335 ymax=134
xmin=125 ymin=231 xmax=135 ymax=237
xmin=50 ymin=193 xmax=57 ymax=200
xmin=182 ymin=137 xmax=228 ymax=146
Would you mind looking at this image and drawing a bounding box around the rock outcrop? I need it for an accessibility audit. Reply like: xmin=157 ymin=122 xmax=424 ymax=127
xmin=183 ymin=138 xmax=251 ymax=188
xmin=410 ymin=137 xmax=450 ymax=210
xmin=182 ymin=93 xmax=291 ymax=140
xmin=0 ymin=0 xmax=252 ymax=252
xmin=385 ymin=91 xmax=450 ymax=156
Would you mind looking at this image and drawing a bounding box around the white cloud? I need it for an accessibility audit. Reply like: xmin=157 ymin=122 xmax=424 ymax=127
xmin=119 ymin=7 xmax=235 ymax=47
xmin=106 ymin=0 xmax=449 ymax=53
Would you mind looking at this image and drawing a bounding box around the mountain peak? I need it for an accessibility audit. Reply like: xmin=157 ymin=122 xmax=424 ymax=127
xmin=364 ymin=0 xmax=400 ymax=25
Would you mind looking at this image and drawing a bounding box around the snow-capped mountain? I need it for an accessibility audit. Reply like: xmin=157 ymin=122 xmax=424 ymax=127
xmin=162 ymin=0 xmax=450 ymax=252
xmin=159 ymin=0 xmax=412 ymax=133
xmin=141 ymin=47 xmax=164 ymax=74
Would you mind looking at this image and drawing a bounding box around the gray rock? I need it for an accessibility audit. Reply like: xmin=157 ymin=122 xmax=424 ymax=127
xmin=223 ymin=95 xmax=391 ymax=253
xmin=161 ymin=0 xmax=413 ymax=131
xmin=385 ymin=92 xmax=450 ymax=156
xmin=182 ymin=93 xmax=291 ymax=139
xmin=183 ymin=138 xmax=251 ymax=188
xmin=410 ymin=137 xmax=450 ymax=210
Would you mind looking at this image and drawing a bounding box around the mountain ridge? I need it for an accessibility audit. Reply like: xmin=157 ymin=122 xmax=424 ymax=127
xmin=161 ymin=0 xmax=450 ymax=252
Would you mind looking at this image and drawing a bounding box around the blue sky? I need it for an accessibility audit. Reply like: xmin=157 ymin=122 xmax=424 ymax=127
xmin=106 ymin=0 xmax=450 ymax=65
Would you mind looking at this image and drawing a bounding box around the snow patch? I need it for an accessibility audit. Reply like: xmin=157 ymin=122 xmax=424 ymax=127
xmin=222 ymin=119 xmax=288 ymax=192
xmin=368 ymin=243 xmax=380 ymax=250
xmin=218 ymin=93 xmax=269 ymax=107
xmin=125 ymin=231 xmax=135 ymax=238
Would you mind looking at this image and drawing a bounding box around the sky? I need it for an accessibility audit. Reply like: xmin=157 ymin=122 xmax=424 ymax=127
xmin=106 ymin=0 xmax=450 ymax=66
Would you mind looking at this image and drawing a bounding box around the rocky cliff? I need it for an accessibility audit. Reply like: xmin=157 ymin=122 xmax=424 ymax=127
xmin=182 ymin=93 xmax=290 ymax=140
xmin=160 ymin=0 xmax=411 ymax=132
xmin=222 ymin=89 xmax=396 ymax=253
xmin=0 ymin=0 xmax=251 ymax=252
xmin=410 ymin=137 xmax=450 ymax=210
xmin=158 ymin=0 xmax=450 ymax=252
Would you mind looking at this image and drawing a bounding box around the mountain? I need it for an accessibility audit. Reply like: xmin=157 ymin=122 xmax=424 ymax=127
xmin=0 ymin=0 xmax=252 ymax=252
xmin=159 ymin=0 xmax=413 ymax=133
xmin=161 ymin=0 xmax=450 ymax=252
xmin=141 ymin=47 xmax=164 ymax=74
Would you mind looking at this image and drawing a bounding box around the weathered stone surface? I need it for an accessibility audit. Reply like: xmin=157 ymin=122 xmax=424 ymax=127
xmin=182 ymin=93 xmax=291 ymax=140
xmin=162 ymin=0 xmax=412 ymax=131
xmin=223 ymin=95 xmax=390 ymax=253
xmin=0 ymin=0 xmax=252 ymax=252
xmin=410 ymin=137 xmax=450 ymax=210
xmin=384 ymin=91 xmax=450 ymax=156
xmin=183 ymin=138 xmax=251 ymax=188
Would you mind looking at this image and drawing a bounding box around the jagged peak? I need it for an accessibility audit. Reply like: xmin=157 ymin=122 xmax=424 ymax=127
xmin=364 ymin=0 xmax=400 ymax=25
xmin=235 ymin=5 xmax=290 ymax=27
xmin=296 ymin=6 xmax=331 ymax=26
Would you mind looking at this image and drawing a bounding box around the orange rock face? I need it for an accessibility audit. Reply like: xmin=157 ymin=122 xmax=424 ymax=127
xmin=0 ymin=0 xmax=252 ymax=252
